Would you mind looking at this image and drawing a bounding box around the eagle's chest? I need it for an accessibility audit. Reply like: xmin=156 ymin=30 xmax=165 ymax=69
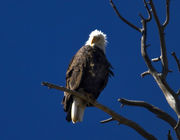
xmin=86 ymin=55 xmax=106 ymax=79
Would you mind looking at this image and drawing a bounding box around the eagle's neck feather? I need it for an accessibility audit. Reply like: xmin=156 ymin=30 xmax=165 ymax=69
xmin=85 ymin=41 xmax=106 ymax=54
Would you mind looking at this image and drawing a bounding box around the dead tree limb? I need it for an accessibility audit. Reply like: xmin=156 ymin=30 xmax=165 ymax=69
xmin=110 ymin=0 xmax=180 ymax=139
xmin=118 ymin=98 xmax=180 ymax=137
xmin=141 ymin=70 xmax=150 ymax=78
xmin=42 ymin=81 xmax=157 ymax=140
xmin=171 ymin=52 xmax=180 ymax=72
xmin=142 ymin=0 xmax=180 ymax=129
xmin=118 ymin=98 xmax=176 ymax=128
xmin=163 ymin=0 xmax=170 ymax=28
xmin=149 ymin=0 xmax=169 ymax=78
xmin=100 ymin=117 xmax=114 ymax=124
xmin=110 ymin=0 xmax=141 ymax=32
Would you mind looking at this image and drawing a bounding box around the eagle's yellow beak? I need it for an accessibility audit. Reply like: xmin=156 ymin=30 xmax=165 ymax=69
xmin=91 ymin=37 xmax=99 ymax=45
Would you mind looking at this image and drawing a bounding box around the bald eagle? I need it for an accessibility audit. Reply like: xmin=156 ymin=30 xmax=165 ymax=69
xmin=62 ymin=30 xmax=113 ymax=123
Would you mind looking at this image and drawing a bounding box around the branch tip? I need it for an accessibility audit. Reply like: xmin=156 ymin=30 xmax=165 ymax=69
xmin=118 ymin=98 xmax=122 ymax=102
xmin=163 ymin=0 xmax=170 ymax=28
xmin=141 ymin=71 xmax=150 ymax=78
xmin=171 ymin=52 xmax=180 ymax=72
xmin=175 ymin=119 xmax=180 ymax=130
xmin=110 ymin=0 xmax=141 ymax=32
xmin=151 ymin=57 xmax=161 ymax=62
xmin=142 ymin=0 xmax=152 ymax=22
xmin=41 ymin=81 xmax=47 ymax=86
xmin=100 ymin=117 xmax=114 ymax=124
xmin=139 ymin=13 xmax=144 ymax=20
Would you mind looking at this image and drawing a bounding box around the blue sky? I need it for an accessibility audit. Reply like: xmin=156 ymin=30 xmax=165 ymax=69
xmin=0 ymin=0 xmax=180 ymax=139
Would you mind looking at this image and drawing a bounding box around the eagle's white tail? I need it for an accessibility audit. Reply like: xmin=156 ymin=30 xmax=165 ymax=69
xmin=71 ymin=97 xmax=86 ymax=124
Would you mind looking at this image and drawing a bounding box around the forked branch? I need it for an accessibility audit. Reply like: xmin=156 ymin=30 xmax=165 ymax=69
xmin=110 ymin=0 xmax=141 ymax=32
xmin=149 ymin=0 xmax=169 ymax=78
xmin=142 ymin=0 xmax=152 ymax=22
xmin=163 ymin=0 xmax=170 ymax=28
xmin=140 ymin=12 xmax=180 ymax=139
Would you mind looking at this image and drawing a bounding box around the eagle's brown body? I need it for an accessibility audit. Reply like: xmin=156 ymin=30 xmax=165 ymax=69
xmin=62 ymin=30 xmax=113 ymax=123
xmin=62 ymin=45 xmax=113 ymax=122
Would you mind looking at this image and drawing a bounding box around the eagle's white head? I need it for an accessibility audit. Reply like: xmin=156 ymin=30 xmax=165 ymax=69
xmin=85 ymin=29 xmax=107 ymax=53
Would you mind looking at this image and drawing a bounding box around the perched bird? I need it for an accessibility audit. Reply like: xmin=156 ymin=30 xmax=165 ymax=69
xmin=62 ymin=30 xmax=113 ymax=123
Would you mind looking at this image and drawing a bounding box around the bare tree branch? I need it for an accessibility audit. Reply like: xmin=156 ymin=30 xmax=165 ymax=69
xmin=149 ymin=0 xmax=169 ymax=78
xmin=110 ymin=0 xmax=141 ymax=32
xmin=118 ymin=98 xmax=180 ymax=138
xmin=149 ymin=0 xmax=162 ymax=31
xmin=142 ymin=0 xmax=152 ymax=22
xmin=100 ymin=117 xmax=114 ymax=124
xmin=140 ymin=16 xmax=156 ymax=73
xmin=109 ymin=0 xmax=180 ymax=139
xmin=118 ymin=98 xmax=176 ymax=128
xmin=141 ymin=70 xmax=150 ymax=78
xmin=163 ymin=0 xmax=170 ymax=28
xmin=151 ymin=57 xmax=161 ymax=62
xmin=140 ymin=0 xmax=180 ymax=126
xmin=175 ymin=120 xmax=180 ymax=130
xmin=42 ymin=82 xmax=157 ymax=140
xmin=140 ymin=12 xmax=180 ymax=124
xmin=171 ymin=52 xmax=180 ymax=72
xmin=140 ymin=10 xmax=180 ymax=139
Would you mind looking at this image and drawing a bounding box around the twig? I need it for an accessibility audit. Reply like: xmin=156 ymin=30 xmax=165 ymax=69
xmin=100 ymin=117 xmax=114 ymax=124
xmin=149 ymin=0 xmax=169 ymax=78
xmin=142 ymin=0 xmax=152 ymax=22
xmin=149 ymin=0 xmax=162 ymax=31
xmin=151 ymin=57 xmax=161 ymax=62
xmin=168 ymin=130 xmax=173 ymax=140
xmin=171 ymin=52 xmax=180 ymax=72
xmin=141 ymin=70 xmax=150 ymax=78
xmin=163 ymin=0 xmax=170 ymax=28
xmin=175 ymin=119 xmax=180 ymax=130
xmin=140 ymin=16 xmax=156 ymax=73
xmin=110 ymin=0 xmax=141 ymax=32
xmin=42 ymin=82 xmax=157 ymax=140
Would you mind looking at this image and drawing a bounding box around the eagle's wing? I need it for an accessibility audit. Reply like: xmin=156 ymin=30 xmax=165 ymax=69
xmin=62 ymin=46 xmax=88 ymax=121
